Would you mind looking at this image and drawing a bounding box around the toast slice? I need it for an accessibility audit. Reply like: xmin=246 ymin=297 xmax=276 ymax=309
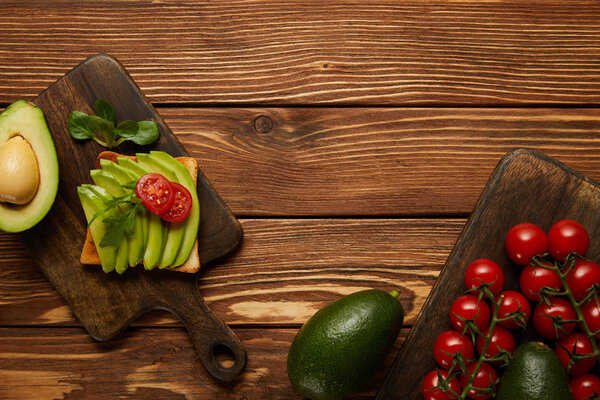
xmin=80 ymin=151 xmax=200 ymax=274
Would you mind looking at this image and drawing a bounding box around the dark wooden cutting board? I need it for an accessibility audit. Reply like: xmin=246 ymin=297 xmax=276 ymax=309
xmin=377 ymin=148 xmax=600 ymax=399
xmin=19 ymin=54 xmax=246 ymax=382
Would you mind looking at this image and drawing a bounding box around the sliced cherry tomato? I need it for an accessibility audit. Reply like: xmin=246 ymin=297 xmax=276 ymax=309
xmin=496 ymin=290 xmax=531 ymax=330
xmin=565 ymin=259 xmax=600 ymax=302
xmin=581 ymin=301 xmax=600 ymax=339
xmin=159 ymin=182 xmax=193 ymax=222
xmin=135 ymin=173 xmax=175 ymax=215
xmin=434 ymin=330 xmax=474 ymax=371
xmin=555 ymin=332 xmax=598 ymax=376
xmin=422 ymin=369 xmax=461 ymax=400
xmin=464 ymin=259 xmax=504 ymax=298
xmin=569 ymin=373 xmax=600 ymax=400
xmin=475 ymin=326 xmax=515 ymax=363
xmin=548 ymin=219 xmax=590 ymax=262
xmin=459 ymin=362 xmax=497 ymax=400
xmin=519 ymin=261 xmax=562 ymax=302
xmin=532 ymin=297 xmax=577 ymax=340
xmin=450 ymin=295 xmax=491 ymax=334
xmin=505 ymin=222 xmax=548 ymax=266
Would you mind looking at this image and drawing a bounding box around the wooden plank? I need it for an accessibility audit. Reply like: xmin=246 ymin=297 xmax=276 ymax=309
xmin=161 ymin=107 xmax=600 ymax=216
xmin=0 ymin=219 xmax=464 ymax=326
xmin=0 ymin=326 xmax=407 ymax=400
xmin=1 ymin=1 xmax=599 ymax=105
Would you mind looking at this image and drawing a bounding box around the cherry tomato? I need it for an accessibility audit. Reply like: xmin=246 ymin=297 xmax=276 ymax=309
xmin=450 ymin=295 xmax=491 ymax=334
xmin=496 ymin=290 xmax=531 ymax=330
xmin=464 ymin=259 xmax=504 ymax=298
xmin=475 ymin=326 xmax=515 ymax=363
xmin=581 ymin=301 xmax=600 ymax=339
xmin=422 ymin=369 xmax=461 ymax=400
xmin=135 ymin=173 xmax=175 ymax=215
xmin=548 ymin=219 xmax=590 ymax=262
xmin=519 ymin=261 xmax=562 ymax=302
xmin=555 ymin=333 xmax=598 ymax=376
xmin=532 ymin=297 xmax=577 ymax=340
xmin=505 ymin=222 xmax=548 ymax=265
xmin=565 ymin=259 xmax=600 ymax=302
xmin=159 ymin=182 xmax=193 ymax=222
xmin=459 ymin=362 xmax=498 ymax=400
xmin=569 ymin=373 xmax=600 ymax=400
xmin=434 ymin=330 xmax=475 ymax=371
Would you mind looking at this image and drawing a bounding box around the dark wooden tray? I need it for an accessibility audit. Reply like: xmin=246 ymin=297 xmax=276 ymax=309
xmin=377 ymin=148 xmax=600 ymax=398
xmin=19 ymin=54 xmax=246 ymax=382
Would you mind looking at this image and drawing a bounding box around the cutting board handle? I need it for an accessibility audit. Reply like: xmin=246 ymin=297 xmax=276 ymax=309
xmin=159 ymin=283 xmax=247 ymax=382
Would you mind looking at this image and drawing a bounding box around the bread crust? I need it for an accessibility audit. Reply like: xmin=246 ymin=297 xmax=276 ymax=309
xmin=80 ymin=151 xmax=200 ymax=274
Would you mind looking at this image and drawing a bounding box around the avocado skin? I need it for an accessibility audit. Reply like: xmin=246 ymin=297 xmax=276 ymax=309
xmin=287 ymin=289 xmax=404 ymax=400
xmin=496 ymin=341 xmax=571 ymax=400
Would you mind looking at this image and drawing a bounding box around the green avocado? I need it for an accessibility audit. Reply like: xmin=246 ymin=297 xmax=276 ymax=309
xmin=0 ymin=100 xmax=59 ymax=232
xmin=496 ymin=341 xmax=571 ymax=400
xmin=287 ymin=289 xmax=404 ymax=400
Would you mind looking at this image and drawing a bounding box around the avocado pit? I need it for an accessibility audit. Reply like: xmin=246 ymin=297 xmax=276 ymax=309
xmin=0 ymin=135 xmax=40 ymax=205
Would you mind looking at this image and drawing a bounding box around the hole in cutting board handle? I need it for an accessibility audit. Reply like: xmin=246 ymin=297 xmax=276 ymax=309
xmin=211 ymin=342 xmax=238 ymax=371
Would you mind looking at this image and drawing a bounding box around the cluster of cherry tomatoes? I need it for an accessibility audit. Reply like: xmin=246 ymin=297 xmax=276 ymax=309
xmin=422 ymin=219 xmax=600 ymax=400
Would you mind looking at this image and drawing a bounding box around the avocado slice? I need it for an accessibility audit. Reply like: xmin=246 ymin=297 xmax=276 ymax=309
xmin=148 ymin=151 xmax=200 ymax=267
xmin=136 ymin=152 xmax=186 ymax=268
xmin=0 ymin=100 xmax=59 ymax=232
xmin=98 ymin=160 xmax=146 ymax=268
xmin=115 ymin=157 xmax=149 ymax=246
xmin=77 ymin=185 xmax=116 ymax=273
xmin=88 ymin=169 xmax=133 ymax=274
xmin=113 ymin=157 xmax=165 ymax=269
xmin=496 ymin=341 xmax=571 ymax=400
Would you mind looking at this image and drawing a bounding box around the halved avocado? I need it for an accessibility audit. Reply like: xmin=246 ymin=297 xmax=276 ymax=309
xmin=0 ymin=100 xmax=59 ymax=232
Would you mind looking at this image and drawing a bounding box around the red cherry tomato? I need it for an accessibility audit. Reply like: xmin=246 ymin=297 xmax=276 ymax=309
xmin=505 ymin=222 xmax=548 ymax=265
xmin=434 ymin=330 xmax=475 ymax=371
xmin=565 ymin=259 xmax=600 ymax=302
xmin=159 ymin=182 xmax=193 ymax=222
xmin=569 ymin=373 xmax=600 ymax=400
xmin=519 ymin=261 xmax=562 ymax=302
xmin=475 ymin=326 xmax=515 ymax=363
xmin=496 ymin=290 xmax=531 ymax=330
xmin=555 ymin=333 xmax=598 ymax=376
xmin=450 ymin=295 xmax=491 ymax=334
xmin=548 ymin=219 xmax=590 ymax=262
xmin=459 ymin=362 xmax=498 ymax=400
xmin=581 ymin=301 xmax=600 ymax=339
xmin=464 ymin=259 xmax=504 ymax=298
xmin=532 ymin=297 xmax=577 ymax=340
xmin=135 ymin=173 xmax=175 ymax=215
xmin=422 ymin=369 xmax=461 ymax=400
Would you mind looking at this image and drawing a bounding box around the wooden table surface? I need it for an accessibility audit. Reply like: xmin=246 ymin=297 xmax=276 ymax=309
xmin=1 ymin=1 xmax=600 ymax=399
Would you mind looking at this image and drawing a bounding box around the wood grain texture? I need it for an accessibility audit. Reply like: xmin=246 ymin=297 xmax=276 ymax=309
xmin=1 ymin=1 xmax=599 ymax=105
xmin=378 ymin=149 xmax=600 ymax=399
xmin=160 ymin=107 xmax=600 ymax=216
xmin=0 ymin=218 xmax=463 ymax=327
xmin=0 ymin=327 xmax=408 ymax=400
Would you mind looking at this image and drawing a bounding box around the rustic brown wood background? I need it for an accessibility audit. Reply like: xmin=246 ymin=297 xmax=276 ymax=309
xmin=1 ymin=1 xmax=600 ymax=399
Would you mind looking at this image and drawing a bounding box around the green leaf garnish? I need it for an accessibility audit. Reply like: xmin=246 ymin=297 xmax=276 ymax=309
xmin=100 ymin=202 xmax=144 ymax=248
xmin=130 ymin=120 xmax=160 ymax=145
xmin=68 ymin=111 xmax=94 ymax=140
xmin=94 ymin=99 xmax=115 ymax=124
xmin=68 ymin=99 xmax=159 ymax=148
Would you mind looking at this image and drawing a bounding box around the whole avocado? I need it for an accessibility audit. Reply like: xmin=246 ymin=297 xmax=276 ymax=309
xmin=287 ymin=289 xmax=404 ymax=400
xmin=496 ymin=341 xmax=571 ymax=400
